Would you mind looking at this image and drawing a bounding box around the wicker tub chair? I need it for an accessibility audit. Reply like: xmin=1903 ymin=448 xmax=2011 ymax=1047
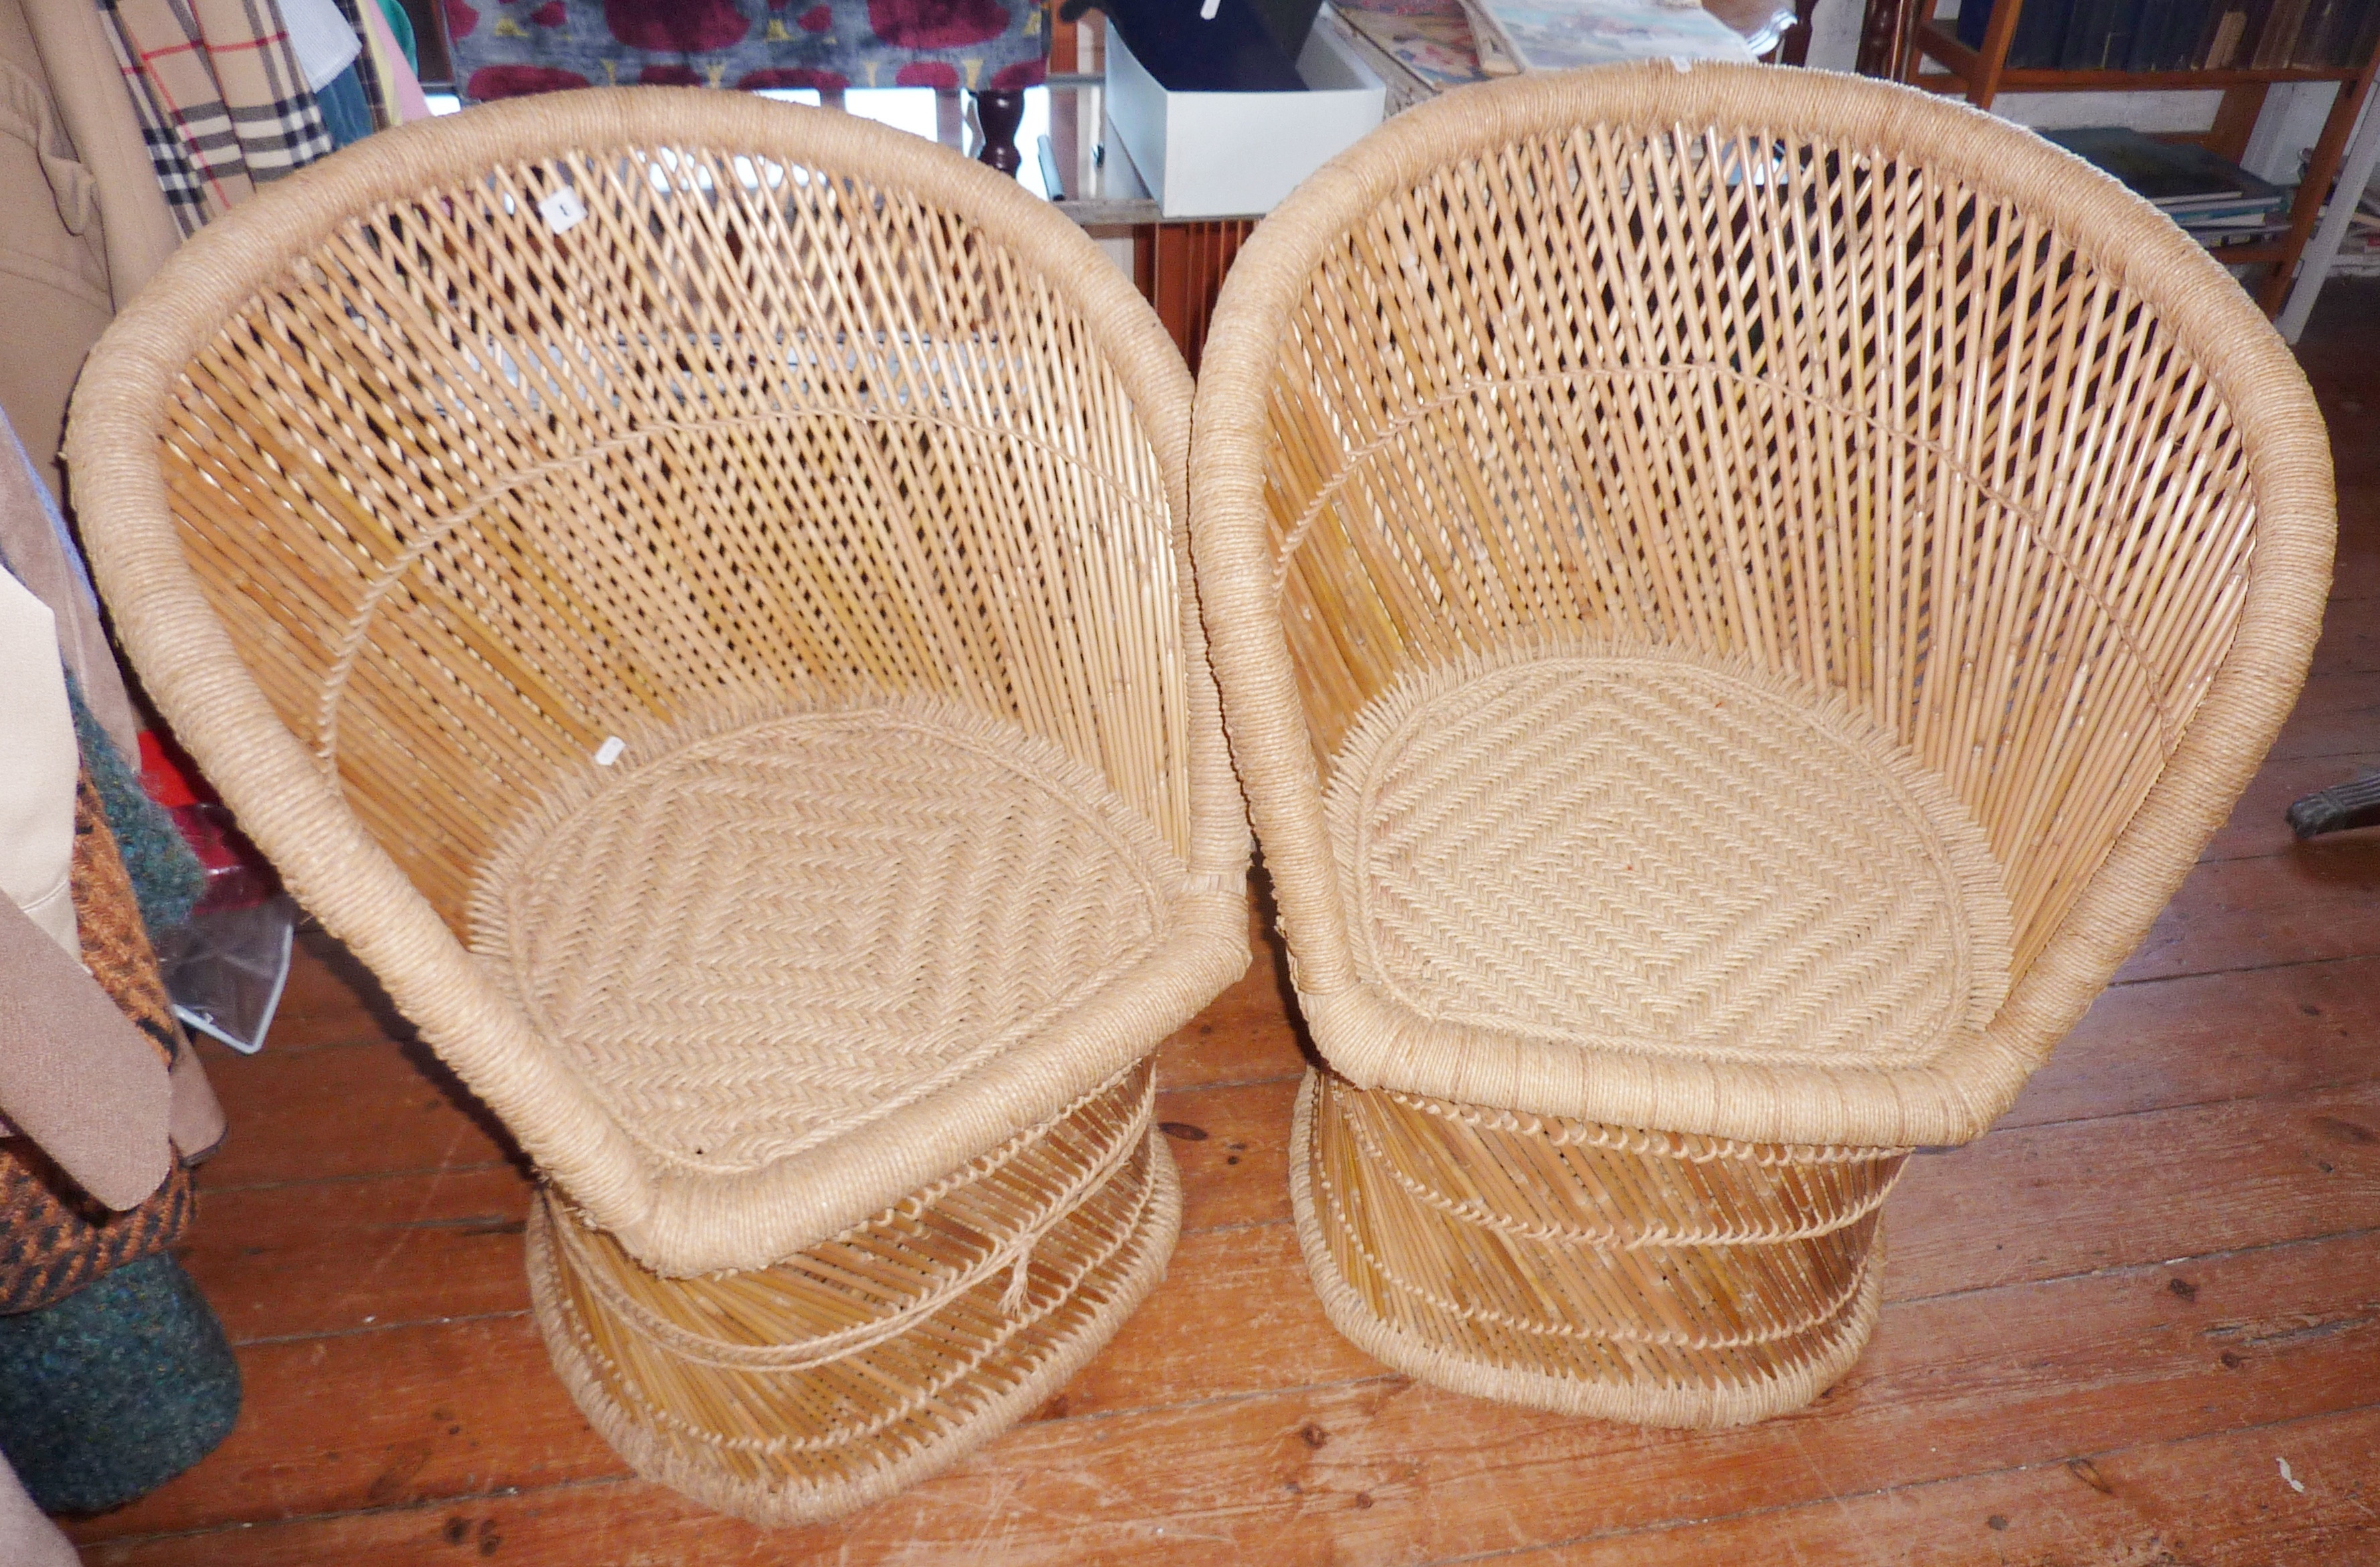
xmin=1189 ymin=62 xmax=2332 ymax=1427
xmin=66 ymin=90 xmax=1249 ymax=1521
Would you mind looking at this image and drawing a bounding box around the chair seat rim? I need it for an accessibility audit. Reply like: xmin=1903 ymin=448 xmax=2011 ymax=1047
xmin=466 ymin=697 xmax=1230 ymax=1227
xmin=1300 ymin=972 xmax=2042 ymax=1149
xmin=573 ymin=885 xmax=1243 ymax=1276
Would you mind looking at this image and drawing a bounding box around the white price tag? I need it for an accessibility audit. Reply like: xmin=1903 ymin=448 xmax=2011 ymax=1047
xmin=594 ymin=736 xmax=626 ymax=766
xmin=539 ymin=186 xmax=587 ymax=234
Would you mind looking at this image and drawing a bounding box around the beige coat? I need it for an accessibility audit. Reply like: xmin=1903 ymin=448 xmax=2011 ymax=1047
xmin=0 ymin=0 xmax=177 ymax=498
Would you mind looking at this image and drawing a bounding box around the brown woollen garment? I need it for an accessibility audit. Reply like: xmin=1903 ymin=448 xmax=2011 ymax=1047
xmin=0 ymin=773 xmax=207 ymax=1315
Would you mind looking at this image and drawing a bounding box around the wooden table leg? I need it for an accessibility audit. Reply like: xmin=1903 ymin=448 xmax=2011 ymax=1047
xmin=972 ymin=90 xmax=1026 ymax=177
xmin=1855 ymin=0 xmax=1913 ymax=78
xmin=1778 ymin=0 xmax=1819 ymax=66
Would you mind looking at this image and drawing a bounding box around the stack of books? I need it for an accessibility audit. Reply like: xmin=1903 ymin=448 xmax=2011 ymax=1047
xmin=2347 ymin=193 xmax=2380 ymax=258
xmin=2045 ymin=126 xmax=2292 ymax=248
xmin=1954 ymin=0 xmax=2379 ymax=72
xmin=2313 ymin=157 xmax=2380 ymax=264
xmin=1320 ymin=0 xmax=1754 ymax=110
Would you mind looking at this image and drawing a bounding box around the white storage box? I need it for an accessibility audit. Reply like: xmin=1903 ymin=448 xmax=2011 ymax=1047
xmin=1105 ymin=21 xmax=1386 ymax=220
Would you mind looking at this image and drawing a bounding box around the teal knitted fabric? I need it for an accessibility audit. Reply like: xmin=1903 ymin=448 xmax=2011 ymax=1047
xmin=68 ymin=682 xmax=204 ymax=937
xmin=0 ymin=1255 xmax=241 ymax=1513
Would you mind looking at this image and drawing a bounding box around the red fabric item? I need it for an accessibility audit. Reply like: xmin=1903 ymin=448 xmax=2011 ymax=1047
xmin=134 ymin=735 xmax=275 ymax=913
xmin=466 ymin=64 xmax=592 ymax=96
xmin=604 ymin=0 xmax=751 ymax=51
xmin=134 ymin=733 xmax=205 ymax=810
xmin=870 ymin=0 xmax=1008 ymax=48
xmin=737 ymin=66 xmax=850 ymax=87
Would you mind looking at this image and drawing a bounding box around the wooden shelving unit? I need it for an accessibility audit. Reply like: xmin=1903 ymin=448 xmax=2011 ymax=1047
xmin=1867 ymin=0 xmax=2380 ymax=312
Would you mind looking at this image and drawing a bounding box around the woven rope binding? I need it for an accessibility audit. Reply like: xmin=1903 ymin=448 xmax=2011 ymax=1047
xmin=530 ymin=1058 xmax=1180 ymax=1525
xmin=1293 ymin=1069 xmax=1899 ymax=1426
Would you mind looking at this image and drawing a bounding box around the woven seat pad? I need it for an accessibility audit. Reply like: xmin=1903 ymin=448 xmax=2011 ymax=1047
xmin=472 ymin=695 xmax=1190 ymax=1181
xmin=1293 ymin=1071 xmax=1894 ymax=1426
xmin=528 ymin=1060 xmax=1178 ymax=1525
xmin=1323 ymin=642 xmax=2015 ymax=1078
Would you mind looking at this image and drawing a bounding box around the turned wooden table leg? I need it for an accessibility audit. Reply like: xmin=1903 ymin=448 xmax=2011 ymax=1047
xmin=972 ymin=89 xmax=1026 ymax=177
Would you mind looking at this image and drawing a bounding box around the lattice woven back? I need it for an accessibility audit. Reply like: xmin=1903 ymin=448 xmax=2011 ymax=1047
xmin=124 ymin=92 xmax=1207 ymax=929
xmin=1192 ymin=64 xmax=2332 ymax=1147
xmin=69 ymin=90 xmax=1247 ymax=1270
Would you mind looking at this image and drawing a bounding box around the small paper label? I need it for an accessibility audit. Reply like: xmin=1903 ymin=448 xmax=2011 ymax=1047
xmin=539 ymin=186 xmax=587 ymax=234
xmin=594 ymin=736 xmax=626 ymax=766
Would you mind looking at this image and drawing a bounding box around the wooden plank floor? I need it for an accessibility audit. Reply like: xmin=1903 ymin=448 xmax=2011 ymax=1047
xmin=68 ymin=279 xmax=2380 ymax=1565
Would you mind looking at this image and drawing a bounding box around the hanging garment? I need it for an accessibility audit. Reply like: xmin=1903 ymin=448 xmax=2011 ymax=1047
xmin=283 ymin=0 xmax=385 ymax=138
xmin=372 ymin=0 xmax=409 ymax=68
xmin=276 ymin=0 xmax=358 ymax=90
xmin=0 ymin=765 xmax=225 ymax=1315
xmin=0 ymin=410 xmax=139 ymax=760
xmin=356 ymin=0 xmax=424 ymax=120
xmin=0 ymin=0 xmax=175 ymax=499
xmin=0 ymin=541 xmax=219 ymax=1309
xmin=0 ymin=1447 xmax=73 ymax=1567
xmin=99 ymin=0 xmax=333 ymax=234
xmin=0 ymin=1248 xmax=242 ymax=1513
xmin=0 ymin=565 xmax=76 ymax=957
xmin=314 ymin=59 xmax=369 ymax=141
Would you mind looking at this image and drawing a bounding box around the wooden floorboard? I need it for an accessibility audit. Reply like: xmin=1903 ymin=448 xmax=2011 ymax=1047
xmin=2266 ymin=670 xmax=2380 ymax=761
xmin=62 ymin=280 xmax=2380 ymax=1563
xmin=197 ymin=1040 xmax=516 ymax=1190
xmin=180 ymin=1165 xmax=534 ymax=1344
xmin=2114 ymin=837 xmax=2380 ymax=984
xmin=80 ymin=1066 xmax=2380 ymax=1550
xmin=2001 ymin=954 xmax=2380 ymax=1126
xmin=1493 ymin=1404 xmax=2380 ymax=1566
xmin=76 ymin=1230 xmax=2380 ymax=1565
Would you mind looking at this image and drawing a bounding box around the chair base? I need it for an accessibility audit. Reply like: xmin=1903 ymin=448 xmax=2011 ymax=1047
xmin=1289 ymin=1069 xmax=1892 ymax=1428
xmin=527 ymin=1063 xmax=1180 ymax=1525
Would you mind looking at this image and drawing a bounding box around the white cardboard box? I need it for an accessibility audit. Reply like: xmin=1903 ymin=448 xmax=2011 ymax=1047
xmin=1105 ymin=21 xmax=1386 ymax=220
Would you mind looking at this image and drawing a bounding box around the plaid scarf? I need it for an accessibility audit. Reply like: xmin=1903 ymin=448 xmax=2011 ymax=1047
xmin=99 ymin=0 xmax=333 ymax=235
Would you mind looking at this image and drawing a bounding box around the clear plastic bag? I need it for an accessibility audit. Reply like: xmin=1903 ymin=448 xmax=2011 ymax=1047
xmin=155 ymin=893 xmax=296 ymax=1055
xmin=138 ymin=743 xmax=296 ymax=1055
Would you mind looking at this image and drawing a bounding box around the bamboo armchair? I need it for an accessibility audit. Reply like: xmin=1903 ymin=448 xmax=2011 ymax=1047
xmin=1190 ymin=63 xmax=2332 ymax=1426
xmin=67 ymin=90 xmax=1249 ymax=1521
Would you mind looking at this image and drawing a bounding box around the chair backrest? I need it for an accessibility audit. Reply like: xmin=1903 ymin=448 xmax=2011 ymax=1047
xmin=72 ymin=88 xmax=1241 ymax=921
xmin=1191 ymin=64 xmax=2332 ymax=1140
xmin=70 ymin=90 xmax=1244 ymax=1234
